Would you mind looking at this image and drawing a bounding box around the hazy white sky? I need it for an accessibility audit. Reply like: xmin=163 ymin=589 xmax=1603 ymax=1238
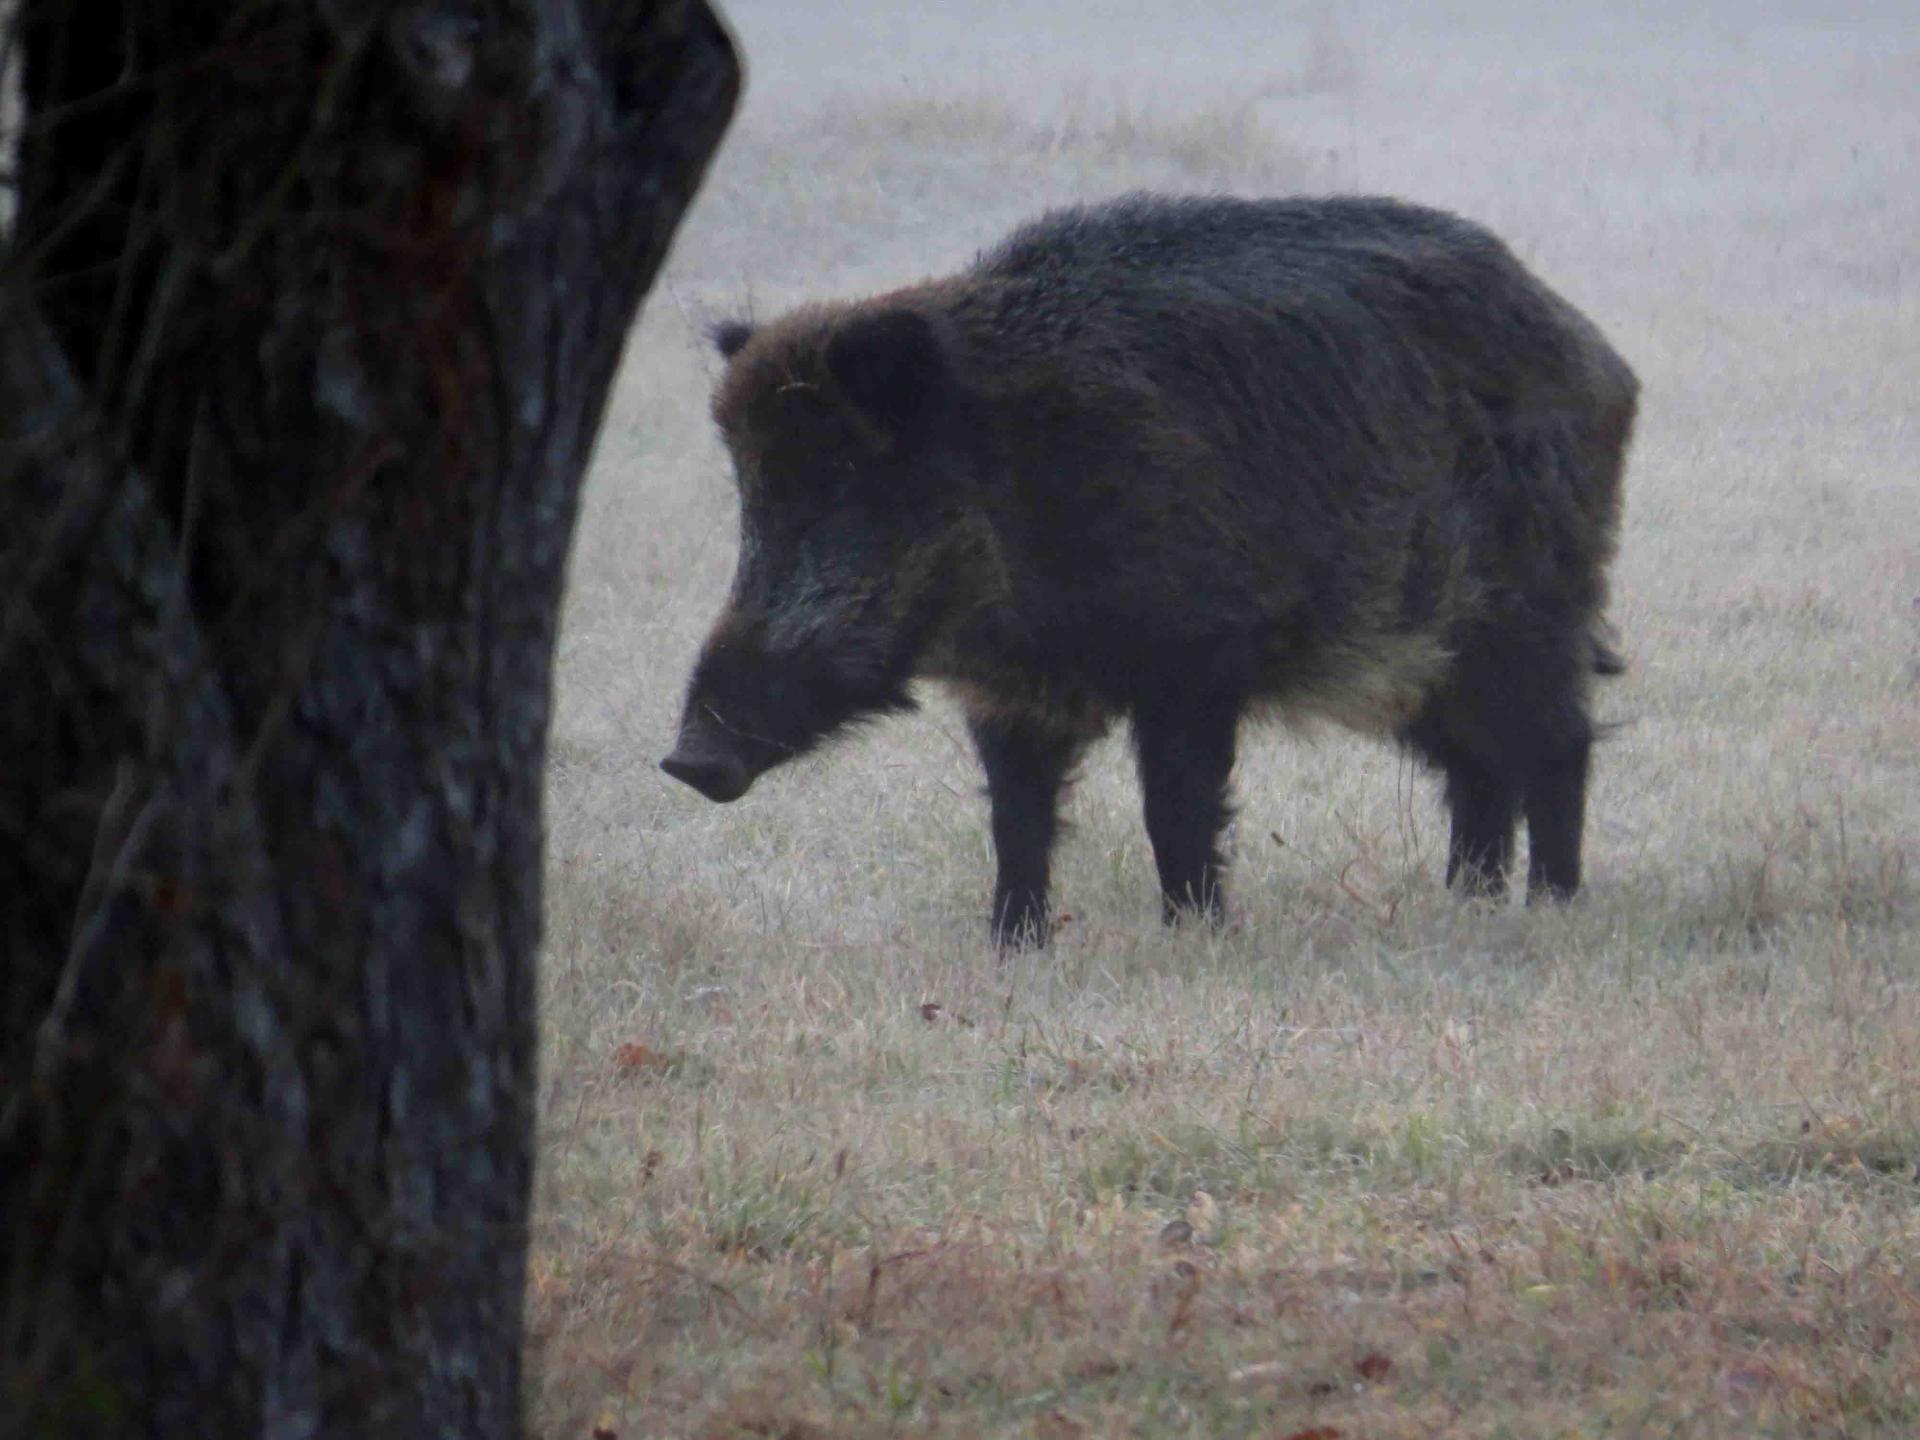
xmin=718 ymin=0 xmax=1914 ymax=117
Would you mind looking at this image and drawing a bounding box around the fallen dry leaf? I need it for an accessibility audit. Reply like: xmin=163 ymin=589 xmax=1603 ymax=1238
xmin=1355 ymin=1350 xmax=1394 ymax=1382
xmin=917 ymin=1000 xmax=976 ymax=1028
xmin=1280 ymin=1429 xmax=1342 ymax=1440
xmin=613 ymin=1042 xmax=676 ymax=1073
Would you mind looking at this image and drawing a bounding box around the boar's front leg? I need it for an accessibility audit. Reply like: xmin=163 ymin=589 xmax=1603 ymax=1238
xmin=1440 ymin=749 xmax=1521 ymax=898
xmin=1524 ymin=733 xmax=1591 ymax=901
xmin=1134 ymin=690 xmax=1241 ymax=925
xmin=1400 ymin=715 xmax=1520 ymax=898
xmin=969 ymin=713 xmax=1085 ymax=949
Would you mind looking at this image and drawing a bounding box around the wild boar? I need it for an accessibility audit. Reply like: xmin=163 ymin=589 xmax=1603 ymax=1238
xmin=662 ymin=193 xmax=1635 ymax=945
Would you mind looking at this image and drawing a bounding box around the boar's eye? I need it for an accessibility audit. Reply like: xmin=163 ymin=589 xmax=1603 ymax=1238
xmin=711 ymin=318 xmax=755 ymax=359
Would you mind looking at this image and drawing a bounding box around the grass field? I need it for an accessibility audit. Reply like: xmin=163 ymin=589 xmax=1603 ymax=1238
xmin=528 ymin=3 xmax=1920 ymax=1434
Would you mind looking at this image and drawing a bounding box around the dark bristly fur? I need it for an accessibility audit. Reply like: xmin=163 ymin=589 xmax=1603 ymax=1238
xmin=662 ymin=193 xmax=1637 ymax=945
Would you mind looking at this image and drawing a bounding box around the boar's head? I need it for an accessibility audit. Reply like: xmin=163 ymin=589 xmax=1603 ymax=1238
xmin=662 ymin=304 xmax=977 ymax=803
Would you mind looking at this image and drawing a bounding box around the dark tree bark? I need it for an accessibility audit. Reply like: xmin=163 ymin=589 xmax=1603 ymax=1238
xmin=0 ymin=3 xmax=737 ymax=1436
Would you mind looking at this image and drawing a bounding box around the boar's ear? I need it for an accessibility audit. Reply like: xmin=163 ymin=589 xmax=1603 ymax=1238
xmin=825 ymin=308 xmax=953 ymax=443
xmin=710 ymin=319 xmax=755 ymax=359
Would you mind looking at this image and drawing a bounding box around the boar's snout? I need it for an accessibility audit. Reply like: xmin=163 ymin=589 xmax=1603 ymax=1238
xmin=660 ymin=744 xmax=752 ymax=804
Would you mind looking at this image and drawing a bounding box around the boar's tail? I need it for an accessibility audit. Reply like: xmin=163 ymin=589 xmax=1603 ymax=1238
xmin=1591 ymin=620 xmax=1627 ymax=677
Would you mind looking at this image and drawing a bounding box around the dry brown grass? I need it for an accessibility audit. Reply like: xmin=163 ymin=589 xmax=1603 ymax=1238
xmin=531 ymin=2 xmax=1920 ymax=1434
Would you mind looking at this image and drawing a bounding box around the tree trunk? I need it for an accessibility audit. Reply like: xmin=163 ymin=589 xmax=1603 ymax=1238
xmin=0 ymin=3 xmax=737 ymax=1436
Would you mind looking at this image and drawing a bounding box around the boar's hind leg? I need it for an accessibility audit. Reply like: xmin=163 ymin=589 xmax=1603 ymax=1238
xmin=1402 ymin=715 xmax=1520 ymax=899
xmin=971 ymin=714 xmax=1086 ymax=948
xmin=1134 ymin=691 xmax=1240 ymax=926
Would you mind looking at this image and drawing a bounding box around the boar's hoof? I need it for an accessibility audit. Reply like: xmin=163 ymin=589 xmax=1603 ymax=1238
xmin=661 ymin=750 xmax=751 ymax=804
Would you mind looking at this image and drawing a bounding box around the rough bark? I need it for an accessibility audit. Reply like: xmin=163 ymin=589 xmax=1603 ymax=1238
xmin=0 ymin=3 xmax=738 ymax=1436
